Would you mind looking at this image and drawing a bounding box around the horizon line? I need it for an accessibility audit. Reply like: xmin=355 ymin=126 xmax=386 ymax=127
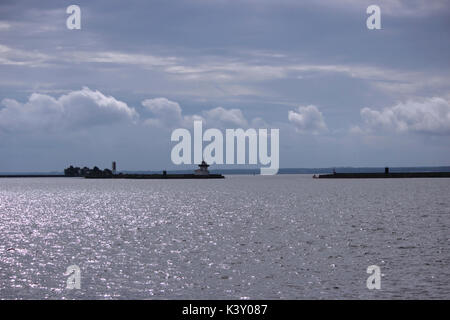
xmin=1 ymin=165 xmax=450 ymax=175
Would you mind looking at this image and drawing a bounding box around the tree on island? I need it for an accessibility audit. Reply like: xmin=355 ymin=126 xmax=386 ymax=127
xmin=64 ymin=165 xmax=113 ymax=177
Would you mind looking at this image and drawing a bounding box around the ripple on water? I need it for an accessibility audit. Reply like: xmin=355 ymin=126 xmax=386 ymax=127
xmin=0 ymin=176 xmax=449 ymax=299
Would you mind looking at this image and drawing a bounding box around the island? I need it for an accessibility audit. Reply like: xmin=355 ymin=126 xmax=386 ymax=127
xmin=64 ymin=161 xmax=224 ymax=179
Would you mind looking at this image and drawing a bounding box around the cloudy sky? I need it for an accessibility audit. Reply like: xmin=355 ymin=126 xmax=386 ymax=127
xmin=1 ymin=0 xmax=450 ymax=172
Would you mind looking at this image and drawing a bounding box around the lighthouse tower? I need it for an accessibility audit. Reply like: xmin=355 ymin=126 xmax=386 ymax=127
xmin=194 ymin=160 xmax=210 ymax=176
xmin=112 ymin=161 xmax=116 ymax=175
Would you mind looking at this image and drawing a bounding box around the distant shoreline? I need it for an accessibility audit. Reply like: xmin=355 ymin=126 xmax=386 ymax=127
xmin=0 ymin=174 xmax=225 ymax=179
xmin=1 ymin=166 xmax=450 ymax=176
xmin=0 ymin=175 xmax=67 ymax=178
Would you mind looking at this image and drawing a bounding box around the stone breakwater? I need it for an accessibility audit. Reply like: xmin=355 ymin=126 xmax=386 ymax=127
xmin=318 ymin=172 xmax=450 ymax=179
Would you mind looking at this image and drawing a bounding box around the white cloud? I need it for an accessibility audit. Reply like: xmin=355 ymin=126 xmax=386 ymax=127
xmin=202 ymin=107 xmax=248 ymax=128
xmin=225 ymin=0 xmax=448 ymax=16
xmin=164 ymin=59 xmax=450 ymax=97
xmin=0 ymin=44 xmax=50 ymax=67
xmin=142 ymin=97 xmax=184 ymax=126
xmin=0 ymin=87 xmax=138 ymax=133
xmin=357 ymin=97 xmax=450 ymax=135
xmin=315 ymin=0 xmax=448 ymax=16
xmin=142 ymin=97 xmax=206 ymax=128
xmin=0 ymin=44 xmax=177 ymax=69
xmin=0 ymin=22 xmax=11 ymax=31
xmin=288 ymin=105 xmax=328 ymax=134
xmin=142 ymin=97 xmax=253 ymax=129
xmin=69 ymin=51 xmax=177 ymax=69
xmin=2 ymin=41 xmax=448 ymax=98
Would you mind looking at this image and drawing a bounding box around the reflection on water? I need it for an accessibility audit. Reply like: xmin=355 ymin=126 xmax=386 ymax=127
xmin=0 ymin=175 xmax=449 ymax=299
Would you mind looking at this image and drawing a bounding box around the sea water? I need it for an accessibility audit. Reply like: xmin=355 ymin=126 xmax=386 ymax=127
xmin=0 ymin=175 xmax=449 ymax=299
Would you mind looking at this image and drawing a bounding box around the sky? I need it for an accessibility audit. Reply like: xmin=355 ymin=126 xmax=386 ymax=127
xmin=0 ymin=0 xmax=450 ymax=172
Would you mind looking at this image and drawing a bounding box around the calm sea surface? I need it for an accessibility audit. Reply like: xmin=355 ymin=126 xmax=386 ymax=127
xmin=0 ymin=175 xmax=449 ymax=299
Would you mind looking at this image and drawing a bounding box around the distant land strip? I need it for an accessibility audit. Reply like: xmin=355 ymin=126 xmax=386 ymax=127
xmin=0 ymin=175 xmax=66 ymax=178
xmin=1 ymin=167 xmax=450 ymax=177
xmin=318 ymin=172 xmax=450 ymax=179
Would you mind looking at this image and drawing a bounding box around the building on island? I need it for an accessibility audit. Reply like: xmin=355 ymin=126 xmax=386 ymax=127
xmin=195 ymin=160 xmax=210 ymax=176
